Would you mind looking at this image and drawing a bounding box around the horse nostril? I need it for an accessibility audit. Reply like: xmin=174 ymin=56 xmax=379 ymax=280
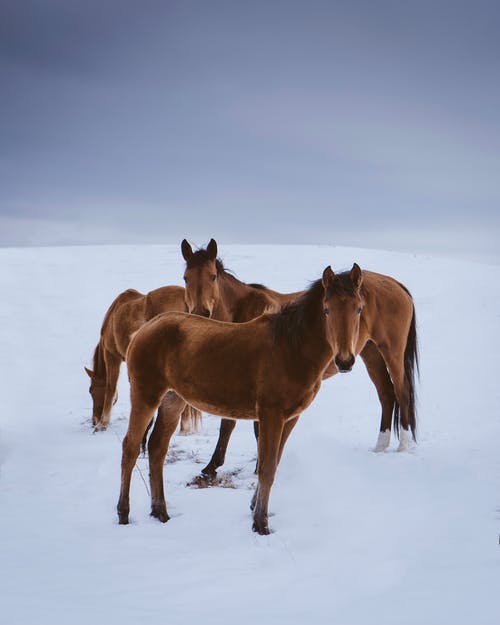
xmin=202 ymin=308 xmax=211 ymax=318
xmin=335 ymin=354 xmax=355 ymax=372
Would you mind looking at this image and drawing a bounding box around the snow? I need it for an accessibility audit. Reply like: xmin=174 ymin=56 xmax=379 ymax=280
xmin=1 ymin=243 xmax=499 ymax=625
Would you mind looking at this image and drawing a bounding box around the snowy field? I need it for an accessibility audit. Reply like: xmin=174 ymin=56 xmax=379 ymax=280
xmin=1 ymin=243 xmax=499 ymax=625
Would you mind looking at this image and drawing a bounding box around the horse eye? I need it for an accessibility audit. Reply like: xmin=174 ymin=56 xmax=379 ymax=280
xmin=323 ymin=307 xmax=330 ymax=316
xmin=210 ymin=275 xmax=217 ymax=282
xmin=357 ymin=307 xmax=362 ymax=315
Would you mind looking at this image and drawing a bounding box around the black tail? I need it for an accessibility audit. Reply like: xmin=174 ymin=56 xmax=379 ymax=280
xmin=393 ymin=304 xmax=419 ymax=441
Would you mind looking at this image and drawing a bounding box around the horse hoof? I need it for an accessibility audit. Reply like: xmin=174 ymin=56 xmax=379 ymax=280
xmin=118 ymin=514 xmax=129 ymax=525
xmin=396 ymin=429 xmax=410 ymax=452
xmin=373 ymin=429 xmax=390 ymax=452
xmin=151 ymin=507 xmax=170 ymax=523
xmin=252 ymin=520 xmax=270 ymax=535
xmin=201 ymin=466 xmax=217 ymax=477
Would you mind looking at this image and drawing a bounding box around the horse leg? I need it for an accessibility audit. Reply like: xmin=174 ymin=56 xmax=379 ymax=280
xmin=278 ymin=416 xmax=299 ymax=463
xmin=251 ymin=415 xmax=298 ymax=511
xmin=201 ymin=418 xmax=237 ymax=476
xmin=117 ymin=398 xmax=158 ymax=524
xmin=378 ymin=348 xmax=411 ymax=451
xmin=149 ymin=392 xmax=186 ymax=522
xmin=252 ymin=414 xmax=284 ymax=535
xmin=142 ymin=402 xmax=201 ymax=455
xmin=97 ymin=349 xmax=121 ymax=430
xmin=360 ymin=342 xmax=395 ymax=452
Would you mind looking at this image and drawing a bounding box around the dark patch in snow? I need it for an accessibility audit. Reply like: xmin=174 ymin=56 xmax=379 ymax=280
xmin=187 ymin=467 xmax=255 ymax=490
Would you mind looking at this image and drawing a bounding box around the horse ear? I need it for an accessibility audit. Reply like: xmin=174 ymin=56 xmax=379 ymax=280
xmin=207 ymin=238 xmax=218 ymax=260
xmin=181 ymin=239 xmax=193 ymax=261
xmin=322 ymin=265 xmax=335 ymax=289
xmin=84 ymin=366 xmax=94 ymax=379
xmin=350 ymin=263 xmax=363 ymax=289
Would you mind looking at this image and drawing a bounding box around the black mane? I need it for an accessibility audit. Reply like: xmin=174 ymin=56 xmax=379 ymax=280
xmin=270 ymin=271 xmax=358 ymax=349
xmin=247 ymin=283 xmax=267 ymax=290
xmin=270 ymin=279 xmax=325 ymax=349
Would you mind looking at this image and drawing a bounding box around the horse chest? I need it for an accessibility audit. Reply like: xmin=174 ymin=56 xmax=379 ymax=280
xmin=296 ymin=381 xmax=321 ymax=413
xmin=277 ymin=379 xmax=322 ymax=418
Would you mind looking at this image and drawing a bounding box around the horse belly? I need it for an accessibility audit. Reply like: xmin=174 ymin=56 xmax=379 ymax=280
xmin=168 ymin=367 xmax=257 ymax=420
xmin=185 ymin=398 xmax=256 ymax=421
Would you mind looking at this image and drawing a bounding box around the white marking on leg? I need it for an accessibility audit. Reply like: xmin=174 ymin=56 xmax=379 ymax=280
xmin=374 ymin=429 xmax=391 ymax=452
xmin=397 ymin=428 xmax=411 ymax=452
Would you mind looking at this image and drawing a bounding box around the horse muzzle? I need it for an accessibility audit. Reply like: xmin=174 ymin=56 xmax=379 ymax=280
xmin=191 ymin=307 xmax=211 ymax=318
xmin=335 ymin=354 xmax=355 ymax=373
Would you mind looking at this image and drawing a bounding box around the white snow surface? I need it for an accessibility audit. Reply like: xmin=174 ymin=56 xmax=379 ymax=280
xmin=1 ymin=244 xmax=499 ymax=625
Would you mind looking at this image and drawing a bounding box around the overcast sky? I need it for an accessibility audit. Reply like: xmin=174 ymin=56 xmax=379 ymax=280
xmin=1 ymin=0 xmax=499 ymax=257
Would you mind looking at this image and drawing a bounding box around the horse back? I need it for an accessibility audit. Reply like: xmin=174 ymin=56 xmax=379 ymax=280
xmin=258 ymin=287 xmax=305 ymax=308
xmin=144 ymin=285 xmax=187 ymax=320
xmin=100 ymin=289 xmax=143 ymax=339
xmin=104 ymin=290 xmax=148 ymax=358
xmin=361 ymin=271 xmax=414 ymax=345
xmin=233 ymin=289 xmax=280 ymax=322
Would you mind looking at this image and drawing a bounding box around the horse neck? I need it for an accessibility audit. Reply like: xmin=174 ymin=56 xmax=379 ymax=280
xmin=214 ymin=273 xmax=251 ymax=321
xmin=297 ymin=299 xmax=333 ymax=370
xmin=276 ymin=287 xmax=333 ymax=374
xmin=275 ymin=289 xmax=306 ymax=307
xmin=93 ymin=341 xmax=107 ymax=383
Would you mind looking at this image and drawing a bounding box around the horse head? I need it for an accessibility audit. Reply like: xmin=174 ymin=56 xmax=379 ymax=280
xmin=181 ymin=238 xmax=220 ymax=318
xmin=322 ymin=263 xmax=364 ymax=373
xmin=85 ymin=366 xmax=106 ymax=426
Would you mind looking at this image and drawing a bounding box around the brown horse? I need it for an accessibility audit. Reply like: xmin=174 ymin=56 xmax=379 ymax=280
xmin=118 ymin=263 xmax=418 ymax=534
xmin=85 ymin=285 xmax=201 ymax=432
xmin=178 ymin=238 xmax=285 ymax=474
xmin=173 ymin=241 xmax=413 ymax=475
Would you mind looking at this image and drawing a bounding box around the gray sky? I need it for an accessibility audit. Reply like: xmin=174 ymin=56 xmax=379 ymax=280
xmin=1 ymin=0 xmax=499 ymax=257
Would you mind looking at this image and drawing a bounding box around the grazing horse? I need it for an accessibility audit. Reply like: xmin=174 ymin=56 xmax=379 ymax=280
xmin=118 ymin=264 xmax=418 ymax=534
xmin=85 ymin=285 xmax=201 ymax=432
xmin=174 ymin=240 xmax=414 ymax=474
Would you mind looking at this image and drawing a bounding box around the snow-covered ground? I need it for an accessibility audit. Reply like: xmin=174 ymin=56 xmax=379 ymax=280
xmin=1 ymin=243 xmax=499 ymax=625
